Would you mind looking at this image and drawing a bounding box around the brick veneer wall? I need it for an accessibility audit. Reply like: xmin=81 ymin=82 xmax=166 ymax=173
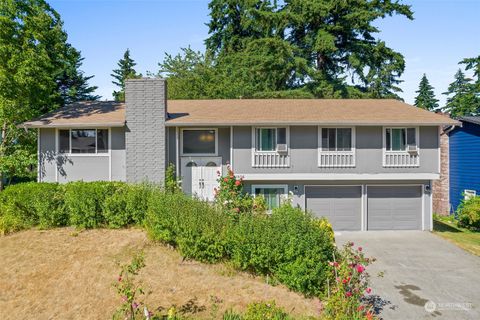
xmin=125 ymin=78 xmax=166 ymax=184
xmin=432 ymin=128 xmax=450 ymax=215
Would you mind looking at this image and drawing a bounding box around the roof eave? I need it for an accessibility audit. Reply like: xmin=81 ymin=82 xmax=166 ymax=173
xmin=20 ymin=121 xmax=126 ymax=129
xmin=165 ymin=121 xmax=460 ymax=127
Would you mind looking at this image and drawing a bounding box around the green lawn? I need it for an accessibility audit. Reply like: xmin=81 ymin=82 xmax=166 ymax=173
xmin=433 ymin=216 xmax=480 ymax=256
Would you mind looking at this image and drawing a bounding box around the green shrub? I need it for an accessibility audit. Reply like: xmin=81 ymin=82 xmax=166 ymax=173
xmin=103 ymin=183 xmax=154 ymax=228
xmin=229 ymin=205 xmax=336 ymax=296
xmin=145 ymin=191 xmax=229 ymax=263
xmin=242 ymin=301 xmax=291 ymax=320
xmin=457 ymin=196 xmax=480 ymax=230
xmin=0 ymin=182 xmax=65 ymax=234
xmin=64 ymin=181 xmax=124 ymax=228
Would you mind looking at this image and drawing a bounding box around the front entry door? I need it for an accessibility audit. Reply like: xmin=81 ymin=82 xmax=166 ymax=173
xmin=181 ymin=157 xmax=222 ymax=201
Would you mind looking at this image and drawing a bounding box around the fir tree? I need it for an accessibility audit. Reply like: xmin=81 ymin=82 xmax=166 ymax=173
xmin=414 ymin=74 xmax=439 ymax=111
xmin=111 ymin=49 xmax=140 ymax=101
xmin=443 ymin=69 xmax=478 ymax=117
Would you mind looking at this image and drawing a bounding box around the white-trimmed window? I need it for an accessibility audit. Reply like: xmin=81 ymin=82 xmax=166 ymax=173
xmin=255 ymin=127 xmax=287 ymax=152
xmin=181 ymin=128 xmax=218 ymax=155
xmin=385 ymin=127 xmax=417 ymax=151
xmin=252 ymin=184 xmax=288 ymax=210
xmin=320 ymin=128 xmax=354 ymax=151
xmin=58 ymin=129 xmax=109 ymax=154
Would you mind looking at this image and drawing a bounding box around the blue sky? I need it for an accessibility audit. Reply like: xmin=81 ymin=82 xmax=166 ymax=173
xmin=50 ymin=0 xmax=479 ymax=106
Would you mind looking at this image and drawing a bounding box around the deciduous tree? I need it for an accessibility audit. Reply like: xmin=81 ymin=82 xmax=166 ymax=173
xmin=0 ymin=0 xmax=97 ymax=188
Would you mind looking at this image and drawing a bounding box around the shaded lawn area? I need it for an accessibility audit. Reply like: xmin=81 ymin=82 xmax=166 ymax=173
xmin=433 ymin=217 xmax=480 ymax=256
xmin=0 ymin=228 xmax=321 ymax=320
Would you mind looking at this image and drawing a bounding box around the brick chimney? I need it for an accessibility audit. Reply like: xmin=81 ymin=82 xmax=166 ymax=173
xmin=125 ymin=78 xmax=166 ymax=184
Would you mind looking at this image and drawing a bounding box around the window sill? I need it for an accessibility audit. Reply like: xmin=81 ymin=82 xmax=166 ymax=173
xmin=57 ymin=153 xmax=110 ymax=157
xmin=181 ymin=153 xmax=218 ymax=157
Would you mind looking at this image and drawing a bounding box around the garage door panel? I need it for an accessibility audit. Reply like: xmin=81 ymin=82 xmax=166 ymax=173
xmin=367 ymin=186 xmax=422 ymax=230
xmin=306 ymin=186 xmax=362 ymax=231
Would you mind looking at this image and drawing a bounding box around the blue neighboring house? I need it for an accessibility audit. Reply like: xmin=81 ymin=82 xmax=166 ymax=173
xmin=449 ymin=116 xmax=480 ymax=212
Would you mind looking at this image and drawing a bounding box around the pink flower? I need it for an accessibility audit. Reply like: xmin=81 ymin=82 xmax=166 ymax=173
xmin=333 ymin=261 xmax=339 ymax=267
xmin=132 ymin=302 xmax=139 ymax=309
xmin=358 ymin=247 xmax=363 ymax=251
xmin=235 ymin=180 xmax=241 ymax=186
xmin=223 ymin=178 xmax=228 ymax=182
xmin=366 ymin=287 xmax=372 ymax=294
xmin=342 ymin=279 xmax=347 ymax=284
xmin=356 ymin=265 xmax=365 ymax=273
xmin=345 ymin=291 xmax=352 ymax=297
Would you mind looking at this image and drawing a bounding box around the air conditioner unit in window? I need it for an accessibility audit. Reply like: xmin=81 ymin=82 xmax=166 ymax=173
xmin=407 ymin=145 xmax=418 ymax=154
xmin=276 ymin=144 xmax=288 ymax=153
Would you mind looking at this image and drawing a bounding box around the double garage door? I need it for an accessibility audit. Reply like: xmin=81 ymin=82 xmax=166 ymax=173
xmin=305 ymin=185 xmax=423 ymax=231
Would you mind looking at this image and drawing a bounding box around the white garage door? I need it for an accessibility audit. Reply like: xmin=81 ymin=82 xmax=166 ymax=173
xmin=367 ymin=185 xmax=422 ymax=230
xmin=305 ymin=186 xmax=362 ymax=231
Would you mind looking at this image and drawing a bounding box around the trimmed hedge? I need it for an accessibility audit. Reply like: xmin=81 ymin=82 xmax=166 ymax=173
xmin=0 ymin=182 xmax=152 ymax=234
xmin=0 ymin=182 xmax=336 ymax=297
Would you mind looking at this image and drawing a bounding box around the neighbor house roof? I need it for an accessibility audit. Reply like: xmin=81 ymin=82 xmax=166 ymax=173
xmin=21 ymin=99 xmax=459 ymax=128
xmin=21 ymin=101 xmax=125 ymax=128
xmin=458 ymin=116 xmax=480 ymax=126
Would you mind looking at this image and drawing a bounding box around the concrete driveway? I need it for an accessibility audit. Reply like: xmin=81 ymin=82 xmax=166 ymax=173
xmin=336 ymin=231 xmax=480 ymax=320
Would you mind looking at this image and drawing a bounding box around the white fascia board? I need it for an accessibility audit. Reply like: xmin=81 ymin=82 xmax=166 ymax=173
xmin=165 ymin=122 xmax=456 ymax=127
xmin=237 ymin=173 xmax=440 ymax=181
xmin=21 ymin=122 xmax=126 ymax=129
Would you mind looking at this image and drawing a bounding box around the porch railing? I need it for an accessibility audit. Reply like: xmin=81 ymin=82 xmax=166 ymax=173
xmin=318 ymin=152 xmax=355 ymax=167
xmin=383 ymin=152 xmax=419 ymax=167
xmin=252 ymin=152 xmax=290 ymax=168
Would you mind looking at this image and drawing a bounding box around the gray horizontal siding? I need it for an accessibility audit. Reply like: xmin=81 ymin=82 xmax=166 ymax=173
xmin=38 ymin=127 xmax=126 ymax=183
xmin=232 ymin=126 xmax=439 ymax=174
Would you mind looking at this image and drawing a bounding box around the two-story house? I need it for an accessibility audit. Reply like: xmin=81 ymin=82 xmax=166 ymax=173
xmin=22 ymin=79 xmax=458 ymax=231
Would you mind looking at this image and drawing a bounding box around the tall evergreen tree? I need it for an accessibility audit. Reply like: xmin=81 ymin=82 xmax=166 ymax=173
xmin=443 ymin=69 xmax=478 ymax=117
xmin=0 ymin=0 xmax=98 ymax=188
xmin=111 ymin=49 xmax=140 ymax=102
xmin=414 ymin=74 xmax=439 ymax=110
xmin=58 ymin=48 xmax=100 ymax=104
xmin=205 ymin=0 xmax=413 ymax=98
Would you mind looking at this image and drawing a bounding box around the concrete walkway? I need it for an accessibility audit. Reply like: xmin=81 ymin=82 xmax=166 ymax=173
xmin=335 ymin=231 xmax=480 ymax=320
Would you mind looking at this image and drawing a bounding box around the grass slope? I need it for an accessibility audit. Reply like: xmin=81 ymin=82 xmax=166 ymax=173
xmin=0 ymin=228 xmax=320 ymax=320
xmin=433 ymin=216 xmax=480 ymax=256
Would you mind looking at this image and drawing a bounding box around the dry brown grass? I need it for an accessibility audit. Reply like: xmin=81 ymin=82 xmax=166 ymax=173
xmin=0 ymin=228 xmax=321 ymax=319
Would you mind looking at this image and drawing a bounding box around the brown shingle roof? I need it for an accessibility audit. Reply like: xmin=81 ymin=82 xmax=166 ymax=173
xmin=166 ymin=99 xmax=458 ymax=126
xmin=22 ymin=101 xmax=125 ymax=128
xmin=22 ymin=99 xmax=459 ymax=128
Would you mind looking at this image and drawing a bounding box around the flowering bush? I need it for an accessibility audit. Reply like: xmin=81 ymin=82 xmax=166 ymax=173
xmin=322 ymin=242 xmax=377 ymax=320
xmin=313 ymin=217 xmax=335 ymax=243
xmin=112 ymin=252 xmax=153 ymax=320
xmin=214 ymin=165 xmax=266 ymax=216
